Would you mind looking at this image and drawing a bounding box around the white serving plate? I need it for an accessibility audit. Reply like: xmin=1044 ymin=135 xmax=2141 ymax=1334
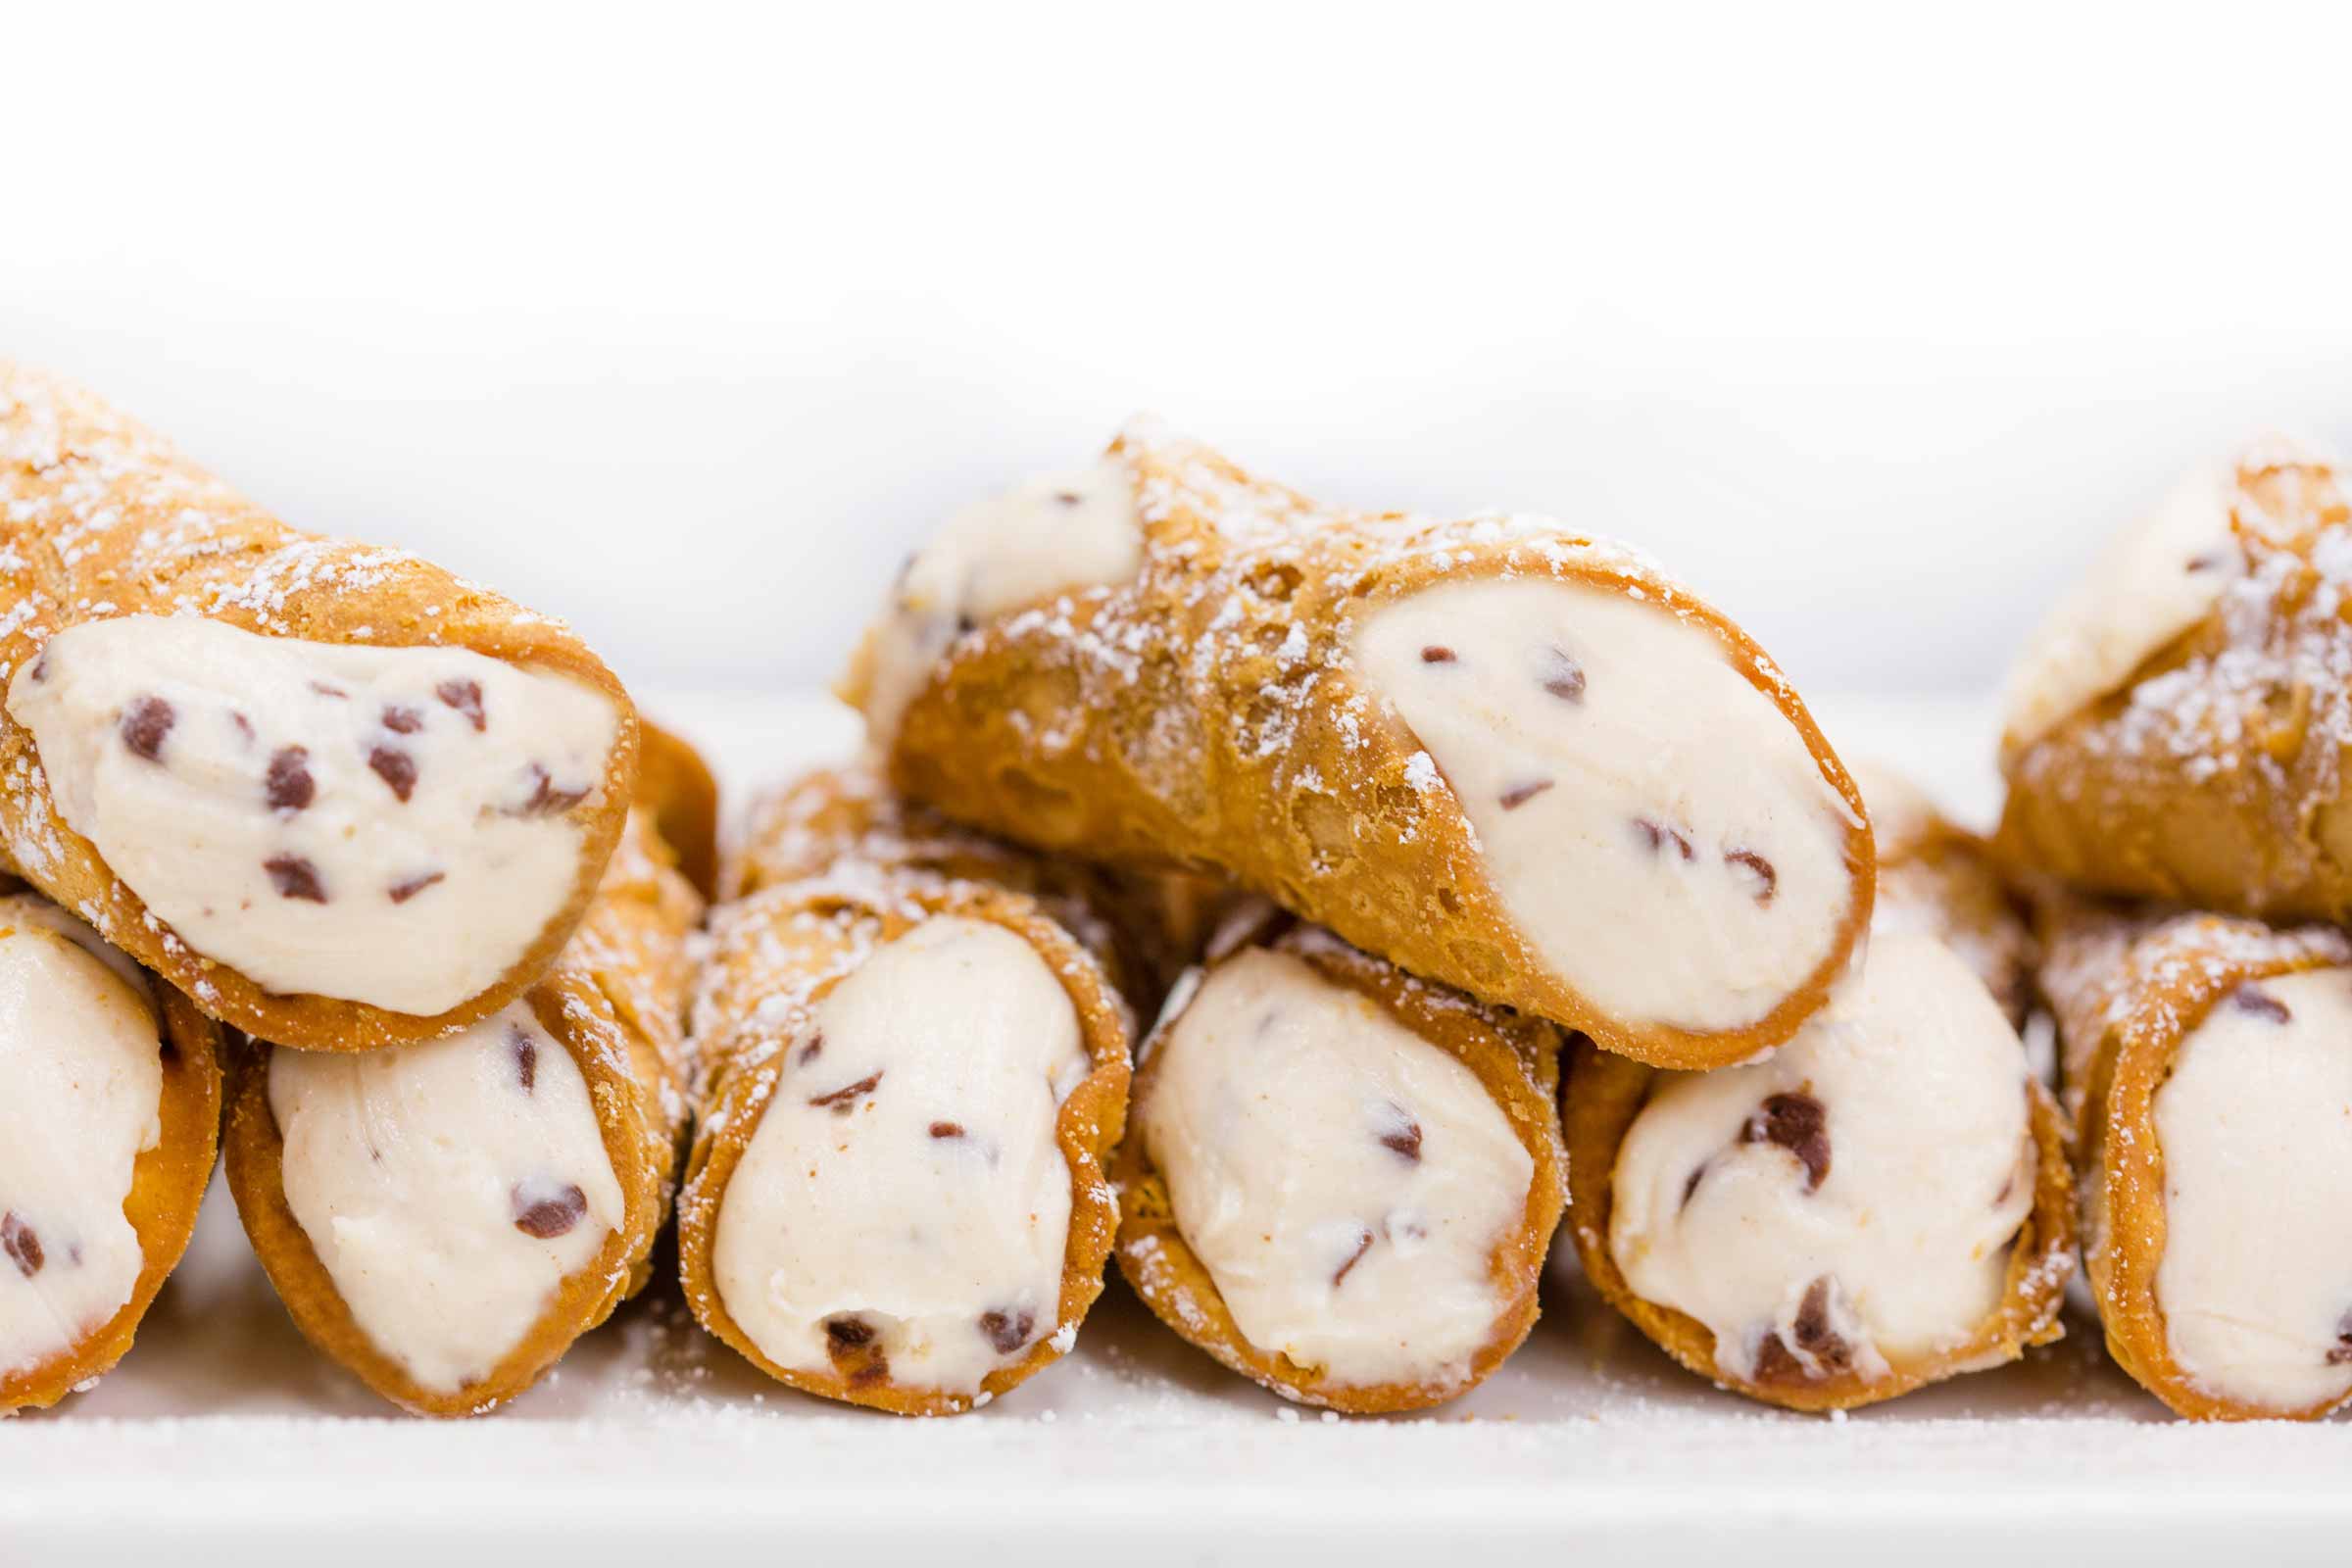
xmin=4 ymin=692 xmax=2346 ymax=1567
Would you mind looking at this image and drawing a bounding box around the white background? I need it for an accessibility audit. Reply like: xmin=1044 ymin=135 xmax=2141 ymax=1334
xmin=9 ymin=3 xmax=2352 ymax=705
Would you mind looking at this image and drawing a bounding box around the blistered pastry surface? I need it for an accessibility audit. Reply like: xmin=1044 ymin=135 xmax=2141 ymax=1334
xmin=0 ymin=906 xmax=164 ymax=1379
xmin=866 ymin=420 xmax=1871 ymax=1069
xmin=1138 ymin=946 xmax=1534 ymax=1388
xmin=712 ymin=916 xmax=1086 ymax=1395
xmin=11 ymin=616 xmax=619 ymax=1015
xmin=1609 ymin=932 xmax=2035 ymax=1385
xmin=1353 ymin=576 xmax=1857 ymax=1034
xmin=269 ymin=1003 xmax=626 ymax=1395
xmin=2152 ymin=968 xmax=2352 ymax=1412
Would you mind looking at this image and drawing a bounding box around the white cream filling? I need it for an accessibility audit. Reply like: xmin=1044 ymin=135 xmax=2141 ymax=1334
xmin=713 ymin=917 xmax=1088 ymax=1396
xmin=0 ymin=902 xmax=164 ymax=1377
xmin=2001 ymin=457 xmax=2239 ymax=752
xmin=1610 ymin=932 xmax=2035 ymax=1384
xmin=268 ymin=1002 xmax=624 ymax=1396
xmin=852 ymin=455 xmax=1140 ymax=741
xmin=1140 ymin=948 xmax=1535 ymax=1389
xmin=2153 ymin=968 xmax=2352 ymax=1413
xmin=9 ymin=616 xmax=621 ymax=1015
xmin=1353 ymin=576 xmax=1857 ymax=1034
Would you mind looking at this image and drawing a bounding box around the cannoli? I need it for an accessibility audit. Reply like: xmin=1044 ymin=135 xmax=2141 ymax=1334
xmin=0 ymin=363 xmax=638 ymax=1052
xmin=1113 ymin=906 xmax=1568 ymax=1412
xmin=1 ymin=886 xmax=221 ymax=1413
xmin=1998 ymin=438 xmax=2352 ymax=923
xmin=842 ymin=421 xmax=1873 ymax=1071
xmin=220 ymin=801 xmax=702 ymax=1417
xmin=1852 ymin=760 xmax=2035 ymax=1027
xmin=679 ymin=767 xmax=1133 ymax=1416
xmin=1563 ymin=778 xmax=2072 ymax=1411
xmin=2036 ymin=890 xmax=2352 ymax=1420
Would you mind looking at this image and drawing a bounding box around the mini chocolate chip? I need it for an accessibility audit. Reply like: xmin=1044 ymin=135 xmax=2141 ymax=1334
xmin=1542 ymin=646 xmax=1586 ymax=703
xmin=979 ymin=1308 xmax=1036 ymax=1355
xmin=929 ymin=1121 xmax=965 ymax=1140
xmin=1682 ymin=1164 xmax=1708 ymax=1207
xmin=1 ymin=1211 xmax=42 ymax=1279
xmin=368 ymin=746 xmax=418 ymax=803
xmin=512 ymin=1182 xmax=587 ymax=1239
xmin=1726 ymin=848 xmax=1778 ymax=907
xmin=266 ymin=746 xmax=315 ymax=812
xmin=2232 ymin=985 xmax=2292 ymax=1024
xmin=1054 ymin=490 xmax=1083 ymax=506
xmin=1498 ymin=778 xmax=1555 ymax=810
xmin=512 ymin=762 xmax=588 ymax=816
xmin=1376 ymin=1105 xmax=1423 ymax=1163
xmin=120 ymin=696 xmax=174 ymax=761
xmin=1792 ymin=1276 xmax=1854 ymax=1372
xmin=798 ymin=1034 xmax=824 ymax=1066
xmin=436 ymin=679 xmax=487 ymax=731
xmin=265 ymin=855 xmax=327 ymax=903
xmin=1420 ymin=645 xmax=1457 ymax=664
xmin=1634 ymin=816 xmax=1695 ymax=860
xmin=2185 ymin=552 xmax=2227 ymax=573
xmin=1742 ymin=1090 xmax=1830 ymax=1192
xmin=1751 ymin=1331 xmax=1803 ymax=1384
xmin=2328 ymin=1310 xmax=2352 ymax=1366
xmin=387 ymin=870 xmax=445 ymax=905
xmin=956 ymin=612 xmax=977 ymax=634
xmin=27 ymin=656 xmax=48 ymax=684
xmin=228 ymin=710 xmax=254 ymax=741
xmin=381 ymin=705 xmax=423 ymax=734
xmin=1332 ymin=1227 xmax=1376 ymax=1288
xmin=825 ymin=1316 xmax=875 ymax=1349
xmin=808 ymin=1070 xmax=883 ymax=1109
xmin=310 ymin=681 xmax=349 ymax=701
xmin=512 ymin=1025 xmax=537 ymax=1093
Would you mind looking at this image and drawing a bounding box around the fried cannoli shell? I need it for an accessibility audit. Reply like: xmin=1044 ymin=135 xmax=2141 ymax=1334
xmin=1112 ymin=912 xmax=1568 ymax=1413
xmin=1997 ymin=441 xmax=2352 ymax=924
xmin=2034 ymin=891 xmax=2352 ymax=1420
xmin=0 ymin=363 xmax=639 ymax=1052
xmin=220 ymin=806 xmax=702 ymax=1416
xmin=1562 ymin=1038 xmax=2074 ymax=1412
xmin=1852 ymin=760 xmax=2035 ymax=1027
xmin=637 ymin=719 xmax=721 ymax=903
xmin=677 ymin=869 xmax=1132 ymax=1416
xmin=0 ymin=897 xmax=222 ymax=1413
xmin=857 ymin=425 xmax=1871 ymax=1072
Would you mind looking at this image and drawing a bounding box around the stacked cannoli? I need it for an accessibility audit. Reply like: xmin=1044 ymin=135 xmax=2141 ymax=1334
xmin=1998 ymin=437 xmax=2352 ymax=1420
xmin=1 ymin=364 xmax=681 ymax=1413
xmin=818 ymin=426 xmax=1891 ymax=1413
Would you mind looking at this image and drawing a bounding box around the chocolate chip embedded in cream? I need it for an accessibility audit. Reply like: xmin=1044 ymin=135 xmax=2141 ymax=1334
xmin=1749 ymin=1330 xmax=1802 ymax=1384
xmin=310 ymin=681 xmax=349 ymax=700
xmin=1681 ymin=1164 xmax=1708 ymax=1207
xmin=436 ymin=679 xmax=487 ymax=732
xmin=1 ymin=1211 xmax=42 ymax=1279
xmin=1634 ymin=816 xmax=1695 ymax=860
xmin=380 ymin=705 xmax=424 ymax=735
xmin=2231 ymin=985 xmax=2292 ymax=1024
xmin=2328 ymin=1310 xmax=2352 ymax=1366
xmin=1541 ymin=646 xmax=1586 ymax=703
xmin=266 ymin=746 xmax=316 ymax=812
xmin=512 ymin=762 xmax=589 ymax=817
xmin=808 ymin=1070 xmax=883 ymax=1109
xmin=368 ymin=746 xmax=418 ymax=804
xmin=1791 ymin=1276 xmax=1855 ymax=1373
xmin=386 ymin=870 xmax=445 ymax=905
xmin=1725 ymin=848 xmax=1778 ymax=907
xmin=1498 ymin=778 xmax=1555 ymax=810
xmin=824 ymin=1315 xmax=875 ymax=1349
xmin=1420 ymin=645 xmax=1457 ymax=664
xmin=1332 ymin=1227 xmax=1375 ymax=1288
xmin=979 ymin=1307 xmax=1036 ymax=1354
xmin=265 ymin=854 xmax=328 ymax=904
xmin=929 ymin=1121 xmax=965 ymax=1140
xmin=511 ymin=1025 xmax=537 ymax=1093
xmin=1374 ymin=1102 xmax=1423 ymax=1163
xmin=512 ymin=1181 xmax=588 ymax=1239
xmin=1742 ymin=1090 xmax=1830 ymax=1192
xmin=119 ymin=695 xmax=173 ymax=761
xmin=797 ymin=1034 xmax=824 ymax=1067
